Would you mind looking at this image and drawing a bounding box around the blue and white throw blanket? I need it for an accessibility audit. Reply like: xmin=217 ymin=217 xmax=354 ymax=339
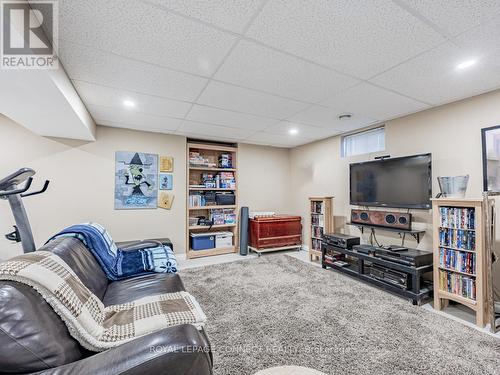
xmin=48 ymin=223 xmax=177 ymax=280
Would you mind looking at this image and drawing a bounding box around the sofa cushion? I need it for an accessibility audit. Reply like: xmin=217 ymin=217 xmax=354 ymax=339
xmin=40 ymin=237 xmax=108 ymax=300
xmin=103 ymin=273 xmax=185 ymax=306
xmin=0 ymin=282 xmax=86 ymax=373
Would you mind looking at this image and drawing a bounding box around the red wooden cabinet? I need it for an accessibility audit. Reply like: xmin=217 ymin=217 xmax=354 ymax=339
xmin=249 ymin=215 xmax=302 ymax=250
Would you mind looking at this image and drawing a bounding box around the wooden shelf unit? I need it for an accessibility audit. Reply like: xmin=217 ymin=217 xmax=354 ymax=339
xmin=308 ymin=197 xmax=333 ymax=261
xmin=187 ymin=246 xmax=236 ymax=259
xmin=189 ymin=188 xmax=236 ymax=191
xmin=189 ymin=224 xmax=236 ymax=230
xmin=432 ymin=198 xmax=488 ymax=327
xmin=188 ymin=205 xmax=236 ymax=211
xmin=186 ymin=141 xmax=239 ymax=259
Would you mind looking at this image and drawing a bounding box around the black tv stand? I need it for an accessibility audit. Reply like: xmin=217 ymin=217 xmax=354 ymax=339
xmin=346 ymin=222 xmax=426 ymax=244
xmin=322 ymin=242 xmax=433 ymax=305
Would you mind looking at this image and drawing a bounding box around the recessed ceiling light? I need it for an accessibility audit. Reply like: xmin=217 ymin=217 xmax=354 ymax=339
xmin=123 ymin=99 xmax=136 ymax=108
xmin=289 ymin=128 xmax=299 ymax=135
xmin=456 ymin=59 xmax=477 ymax=71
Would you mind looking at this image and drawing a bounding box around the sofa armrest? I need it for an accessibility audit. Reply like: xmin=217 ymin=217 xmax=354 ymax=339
xmin=35 ymin=325 xmax=211 ymax=375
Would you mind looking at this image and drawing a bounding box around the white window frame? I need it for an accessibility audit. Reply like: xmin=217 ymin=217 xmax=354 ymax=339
xmin=341 ymin=126 xmax=385 ymax=158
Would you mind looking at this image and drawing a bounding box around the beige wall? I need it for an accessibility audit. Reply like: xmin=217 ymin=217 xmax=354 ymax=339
xmin=238 ymin=143 xmax=291 ymax=213
xmin=3 ymin=88 xmax=500 ymax=261
xmin=0 ymin=116 xmax=290 ymax=260
xmin=289 ymin=89 xmax=500 ymax=251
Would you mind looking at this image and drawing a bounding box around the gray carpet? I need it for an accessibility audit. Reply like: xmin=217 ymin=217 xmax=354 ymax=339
xmin=180 ymin=254 xmax=500 ymax=375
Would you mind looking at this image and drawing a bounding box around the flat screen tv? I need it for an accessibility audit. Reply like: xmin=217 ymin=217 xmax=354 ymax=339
xmin=350 ymin=153 xmax=432 ymax=209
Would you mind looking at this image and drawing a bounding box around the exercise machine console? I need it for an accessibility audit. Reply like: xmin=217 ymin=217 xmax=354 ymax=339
xmin=0 ymin=168 xmax=50 ymax=253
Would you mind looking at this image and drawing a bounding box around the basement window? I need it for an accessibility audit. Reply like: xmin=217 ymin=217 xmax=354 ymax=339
xmin=341 ymin=126 xmax=385 ymax=158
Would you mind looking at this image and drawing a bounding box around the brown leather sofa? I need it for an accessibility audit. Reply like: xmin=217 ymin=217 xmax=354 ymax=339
xmin=0 ymin=237 xmax=213 ymax=375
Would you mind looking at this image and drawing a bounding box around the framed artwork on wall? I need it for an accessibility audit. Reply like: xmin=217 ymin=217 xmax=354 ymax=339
xmin=160 ymin=156 xmax=174 ymax=172
xmin=158 ymin=192 xmax=174 ymax=210
xmin=482 ymin=125 xmax=500 ymax=192
xmin=159 ymin=173 xmax=173 ymax=190
xmin=115 ymin=151 xmax=158 ymax=209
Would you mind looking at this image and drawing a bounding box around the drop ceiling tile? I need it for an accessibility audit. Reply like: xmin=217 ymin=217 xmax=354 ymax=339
xmin=178 ymin=120 xmax=255 ymax=139
xmin=371 ymin=42 xmax=500 ymax=106
xmin=278 ymin=139 xmax=316 ymax=148
xmin=186 ymin=104 xmax=275 ymax=131
xmin=87 ymin=104 xmax=182 ymax=132
xmin=59 ymin=0 xmax=237 ymax=76
xmin=59 ymin=40 xmax=207 ymax=102
xmin=290 ymin=105 xmax=377 ymax=132
xmin=245 ymin=131 xmax=314 ymax=148
xmin=320 ymin=82 xmax=430 ymax=120
xmin=73 ymin=81 xmax=191 ymax=118
xmin=246 ymin=0 xmax=445 ymax=79
xmin=215 ymin=40 xmax=359 ymax=103
xmin=264 ymin=121 xmax=339 ymax=139
xmin=197 ymin=81 xmax=310 ymax=119
xmin=145 ymin=0 xmax=266 ymax=33
xmin=453 ymin=17 xmax=500 ymax=71
xmin=399 ymin=0 xmax=500 ymax=36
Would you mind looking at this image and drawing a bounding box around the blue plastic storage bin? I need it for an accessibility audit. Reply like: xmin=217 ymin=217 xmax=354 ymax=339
xmin=190 ymin=232 xmax=215 ymax=250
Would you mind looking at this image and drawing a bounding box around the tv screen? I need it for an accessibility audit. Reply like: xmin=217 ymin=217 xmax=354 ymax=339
xmin=350 ymin=153 xmax=432 ymax=209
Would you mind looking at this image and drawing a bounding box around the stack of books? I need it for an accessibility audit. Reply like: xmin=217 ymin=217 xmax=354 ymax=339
xmin=312 ymin=225 xmax=323 ymax=238
xmin=189 ymin=151 xmax=216 ymax=168
xmin=209 ymin=209 xmax=236 ymax=225
xmin=438 ymin=206 xmax=477 ymax=301
xmin=311 ymin=214 xmax=324 ymax=226
xmin=439 ymin=207 xmax=475 ymax=229
xmin=439 ymin=248 xmax=475 ymax=274
xmin=218 ymin=172 xmax=236 ymax=188
xmin=310 ymin=201 xmax=324 ymax=214
xmin=312 ymin=238 xmax=322 ymax=251
xmin=439 ymin=228 xmax=475 ymax=250
xmin=189 ymin=194 xmax=205 ymax=207
xmin=439 ymin=270 xmax=476 ymax=300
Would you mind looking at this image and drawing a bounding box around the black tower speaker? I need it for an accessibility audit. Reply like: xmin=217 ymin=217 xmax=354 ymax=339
xmin=239 ymin=206 xmax=249 ymax=256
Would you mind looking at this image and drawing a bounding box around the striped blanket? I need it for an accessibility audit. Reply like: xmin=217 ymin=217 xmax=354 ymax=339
xmin=0 ymin=251 xmax=206 ymax=352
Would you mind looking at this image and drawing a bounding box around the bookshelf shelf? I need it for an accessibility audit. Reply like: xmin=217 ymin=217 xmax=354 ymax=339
xmin=308 ymin=197 xmax=333 ymax=262
xmin=189 ymin=167 xmax=236 ymax=172
xmin=439 ymin=226 xmax=475 ymax=232
xmin=438 ymin=245 xmax=476 ymax=253
xmin=187 ymin=141 xmax=238 ymax=259
xmin=437 ymin=290 xmax=477 ymax=309
xmin=346 ymin=222 xmax=426 ymax=243
xmin=189 ymin=187 xmax=236 ymax=191
xmin=438 ymin=267 xmax=476 ymax=277
xmin=189 ymin=224 xmax=236 ymax=230
xmin=188 ymin=205 xmax=236 ymax=210
xmin=432 ymin=198 xmax=487 ymax=327
xmin=187 ymin=246 xmax=236 ymax=259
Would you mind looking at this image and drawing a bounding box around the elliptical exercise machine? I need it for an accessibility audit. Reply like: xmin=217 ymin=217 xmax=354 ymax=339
xmin=0 ymin=168 xmax=49 ymax=253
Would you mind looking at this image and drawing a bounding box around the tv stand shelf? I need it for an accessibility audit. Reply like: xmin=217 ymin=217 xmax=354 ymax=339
xmin=346 ymin=222 xmax=426 ymax=244
xmin=322 ymin=243 xmax=433 ymax=305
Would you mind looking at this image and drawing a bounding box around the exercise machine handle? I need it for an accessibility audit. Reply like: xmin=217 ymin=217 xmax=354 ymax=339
xmin=0 ymin=177 xmax=33 ymax=198
xmin=21 ymin=180 xmax=50 ymax=198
